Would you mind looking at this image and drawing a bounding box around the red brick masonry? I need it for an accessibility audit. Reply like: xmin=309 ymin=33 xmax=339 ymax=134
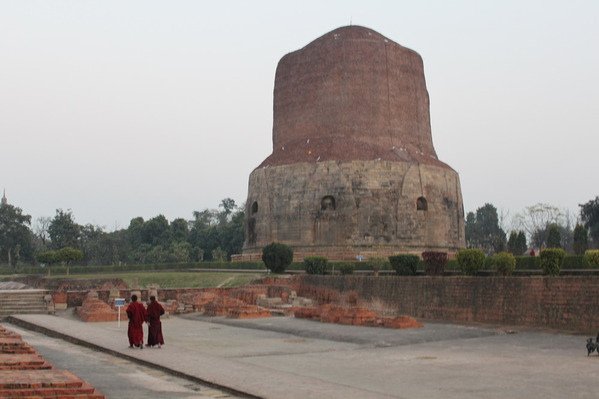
xmin=0 ymin=325 xmax=105 ymax=398
xmin=298 ymin=275 xmax=599 ymax=333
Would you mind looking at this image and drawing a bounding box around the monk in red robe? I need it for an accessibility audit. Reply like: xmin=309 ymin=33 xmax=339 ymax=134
xmin=126 ymin=294 xmax=146 ymax=349
xmin=146 ymin=295 xmax=165 ymax=348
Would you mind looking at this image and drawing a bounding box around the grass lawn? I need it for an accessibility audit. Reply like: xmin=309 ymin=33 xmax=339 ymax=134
xmin=45 ymin=271 xmax=265 ymax=289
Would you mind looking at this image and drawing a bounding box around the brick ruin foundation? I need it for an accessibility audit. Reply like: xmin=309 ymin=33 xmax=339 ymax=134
xmin=42 ymin=274 xmax=599 ymax=333
xmin=0 ymin=325 xmax=105 ymax=398
xmin=56 ymin=277 xmax=420 ymax=330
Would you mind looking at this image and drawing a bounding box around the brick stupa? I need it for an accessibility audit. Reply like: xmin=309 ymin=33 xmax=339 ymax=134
xmin=241 ymin=26 xmax=465 ymax=260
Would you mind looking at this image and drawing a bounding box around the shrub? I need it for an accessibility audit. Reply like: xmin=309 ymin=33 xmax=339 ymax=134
xmin=445 ymin=259 xmax=459 ymax=270
xmin=561 ymin=256 xmax=584 ymax=269
xmin=338 ymin=262 xmax=355 ymax=275
xmin=261 ymin=242 xmax=293 ymax=273
xmin=421 ymin=251 xmax=447 ymax=275
xmin=491 ymin=252 xmax=516 ymax=276
xmin=540 ymin=248 xmax=566 ymax=276
xmin=36 ymin=250 xmax=59 ymax=265
xmin=584 ymin=250 xmax=599 ymax=268
xmin=303 ymin=256 xmax=328 ymax=275
xmin=515 ymin=256 xmax=540 ymax=270
xmin=389 ymin=254 xmax=419 ymax=275
xmin=365 ymin=257 xmax=388 ymax=275
xmin=456 ymin=249 xmax=485 ymax=275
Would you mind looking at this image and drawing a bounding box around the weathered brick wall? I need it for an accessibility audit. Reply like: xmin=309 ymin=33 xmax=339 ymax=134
xmin=299 ymin=275 xmax=599 ymax=333
xmin=65 ymin=288 xmax=215 ymax=307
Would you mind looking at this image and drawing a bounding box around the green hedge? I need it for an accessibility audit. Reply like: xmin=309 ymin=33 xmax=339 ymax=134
xmin=421 ymin=251 xmax=448 ymax=275
xmin=338 ymin=263 xmax=355 ymax=275
xmin=262 ymin=242 xmax=293 ymax=273
xmin=562 ymin=256 xmax=584 ymax=269
xmin=490 ymin=252 xmax=516 ymax=276
xmin=2 ymin=253 xmax=597 ymax=277
xmin=584 ymin=250 xmax=599 ymax=267
xmin=540 ymin=248 xmax=566 ymax=276
xmin=0 ymin=261 xmax=268 ymax=276
xmin=456 ymin=249 xmax=486 ymax=275
xmin=304 ymin=256 xmax=329 ymax=275
xmin=389 ymin=255 xmax=419 ymax=275
xmin=515 ymin=256 xmax=540 ymax=270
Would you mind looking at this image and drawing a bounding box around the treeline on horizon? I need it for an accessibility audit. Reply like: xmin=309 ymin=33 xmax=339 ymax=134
xmin=1 ymin=196 xmax=598 ymax=268
xmin=465 ymin=199 xmax=599 ymax=256
xmin=0 ymin=198 xmax=244 ymax=266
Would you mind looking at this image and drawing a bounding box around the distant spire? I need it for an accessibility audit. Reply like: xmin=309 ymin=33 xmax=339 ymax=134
xmin=1 ymin=189 xmax=7 ymax=206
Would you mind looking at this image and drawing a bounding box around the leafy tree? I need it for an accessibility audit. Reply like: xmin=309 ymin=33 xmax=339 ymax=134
xmin=190 ymin=246 xmax=204 ymax=262
xmin=573 ymin=223 xmax=589 ymax=255
xmin=129 ymin=243 xmax=152 ymax=264
xmin=141 ymin=215 xmax=171 ymax=247
xmin=33 ymin=216 xmax=51 ymax=248
xmin=507 ymin=232 xmax=519 ymax=255
xmin=127 ymin=217 xmax=145 ymax=248
xmin=48 ymin=209 xmax=81 ymax=249
xmin=211 ymin=247 xmax=227 ymax=262
xmin=465 ymin=203 xmax=506 ymax=254
xmin=170 ymin=218 xmax=189 ymax=242
xmin=36 ymin=250 xmax=58 ymax=265
xmin=546 ymin=224 xmax=561 ymax=248
xmin=170 ymin=241 xmax=191 ymax=263
xmin=217 ymin=198 xmax=237 ymax=225
xmin=80 ymin=224 xmax=104 ymax=264
xmin=580 ymin=196 xmax=599 ymax=245
xmin=219 ymin=207 xmax=245 ymax=259
xmin=189 ymin=200 xmax=245 ymax=261
xmin=516 ymin=231 xmax=527 ymax=255
xmin=507 ymin=230 xmax=528 ymax=255
xmin=514 ymin=203 xmax=564 ymax=247
xmin=56 ymin=247 xmax=84 ymax=264
xmin=0 ymin=202 xmax=34 ymax=266
xmin=146 ymin=245 xmax=169 ymax=264
xmin=531 ymin=223 xmax=572 ymax=251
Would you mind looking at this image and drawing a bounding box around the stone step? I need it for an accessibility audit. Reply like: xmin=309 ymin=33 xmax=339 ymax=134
xmin=0 ymin=298 xmax=47 ymax=304
xmin=0 ymin=307 xmax=48 ymax=313
xmin=0 ymin=298 xmax=46 ymax=303
xmin=0 ymin=306 xmax=46 ymax=311
xmin=0 ymin=300 xmax=46 ymax=305
xmin=0 ymin=290 xmax=49 ymax=317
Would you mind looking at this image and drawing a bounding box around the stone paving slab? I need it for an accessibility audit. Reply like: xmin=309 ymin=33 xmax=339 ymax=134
xmin=7 ymin=324 xmax=239 ymax=399
xmin=182 ymin=314 xmax=498 ymax=346
xmin=8 ymin=313 xmax=599 ymax=399
xmin=9 ymin=314 xmax=396 ymax=399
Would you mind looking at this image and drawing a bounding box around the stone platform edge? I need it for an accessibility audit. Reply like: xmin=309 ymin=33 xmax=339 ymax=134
xmin=6 ymin=315 xmax=261 ymax=399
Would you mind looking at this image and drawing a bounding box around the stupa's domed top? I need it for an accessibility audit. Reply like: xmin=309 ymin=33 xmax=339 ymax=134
xmin=260 ymin=25 xmax=447 ymax=169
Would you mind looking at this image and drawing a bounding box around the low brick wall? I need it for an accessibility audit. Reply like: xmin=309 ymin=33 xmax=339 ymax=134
xmin=65 ymin=288 xmax=213 ymax=307
xmin=299 ymin=275 xmax=599 ymax=333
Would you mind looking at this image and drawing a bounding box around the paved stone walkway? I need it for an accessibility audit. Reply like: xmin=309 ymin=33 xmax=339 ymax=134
xmin=8 ymin=313 xmax=598 ymax=399
xmin=7 ymin=324 xmax=236 ymax=399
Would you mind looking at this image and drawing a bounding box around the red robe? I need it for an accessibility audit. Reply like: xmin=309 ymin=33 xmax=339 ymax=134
xmin=146 ymin=300 xmax=165 ymax=346
xmin=126 ymin=301 xmax=146 ymax=347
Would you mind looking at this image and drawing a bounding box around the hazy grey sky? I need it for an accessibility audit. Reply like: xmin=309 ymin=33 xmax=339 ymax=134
xmin=1 ymin=0 xmax=598 ymax=230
